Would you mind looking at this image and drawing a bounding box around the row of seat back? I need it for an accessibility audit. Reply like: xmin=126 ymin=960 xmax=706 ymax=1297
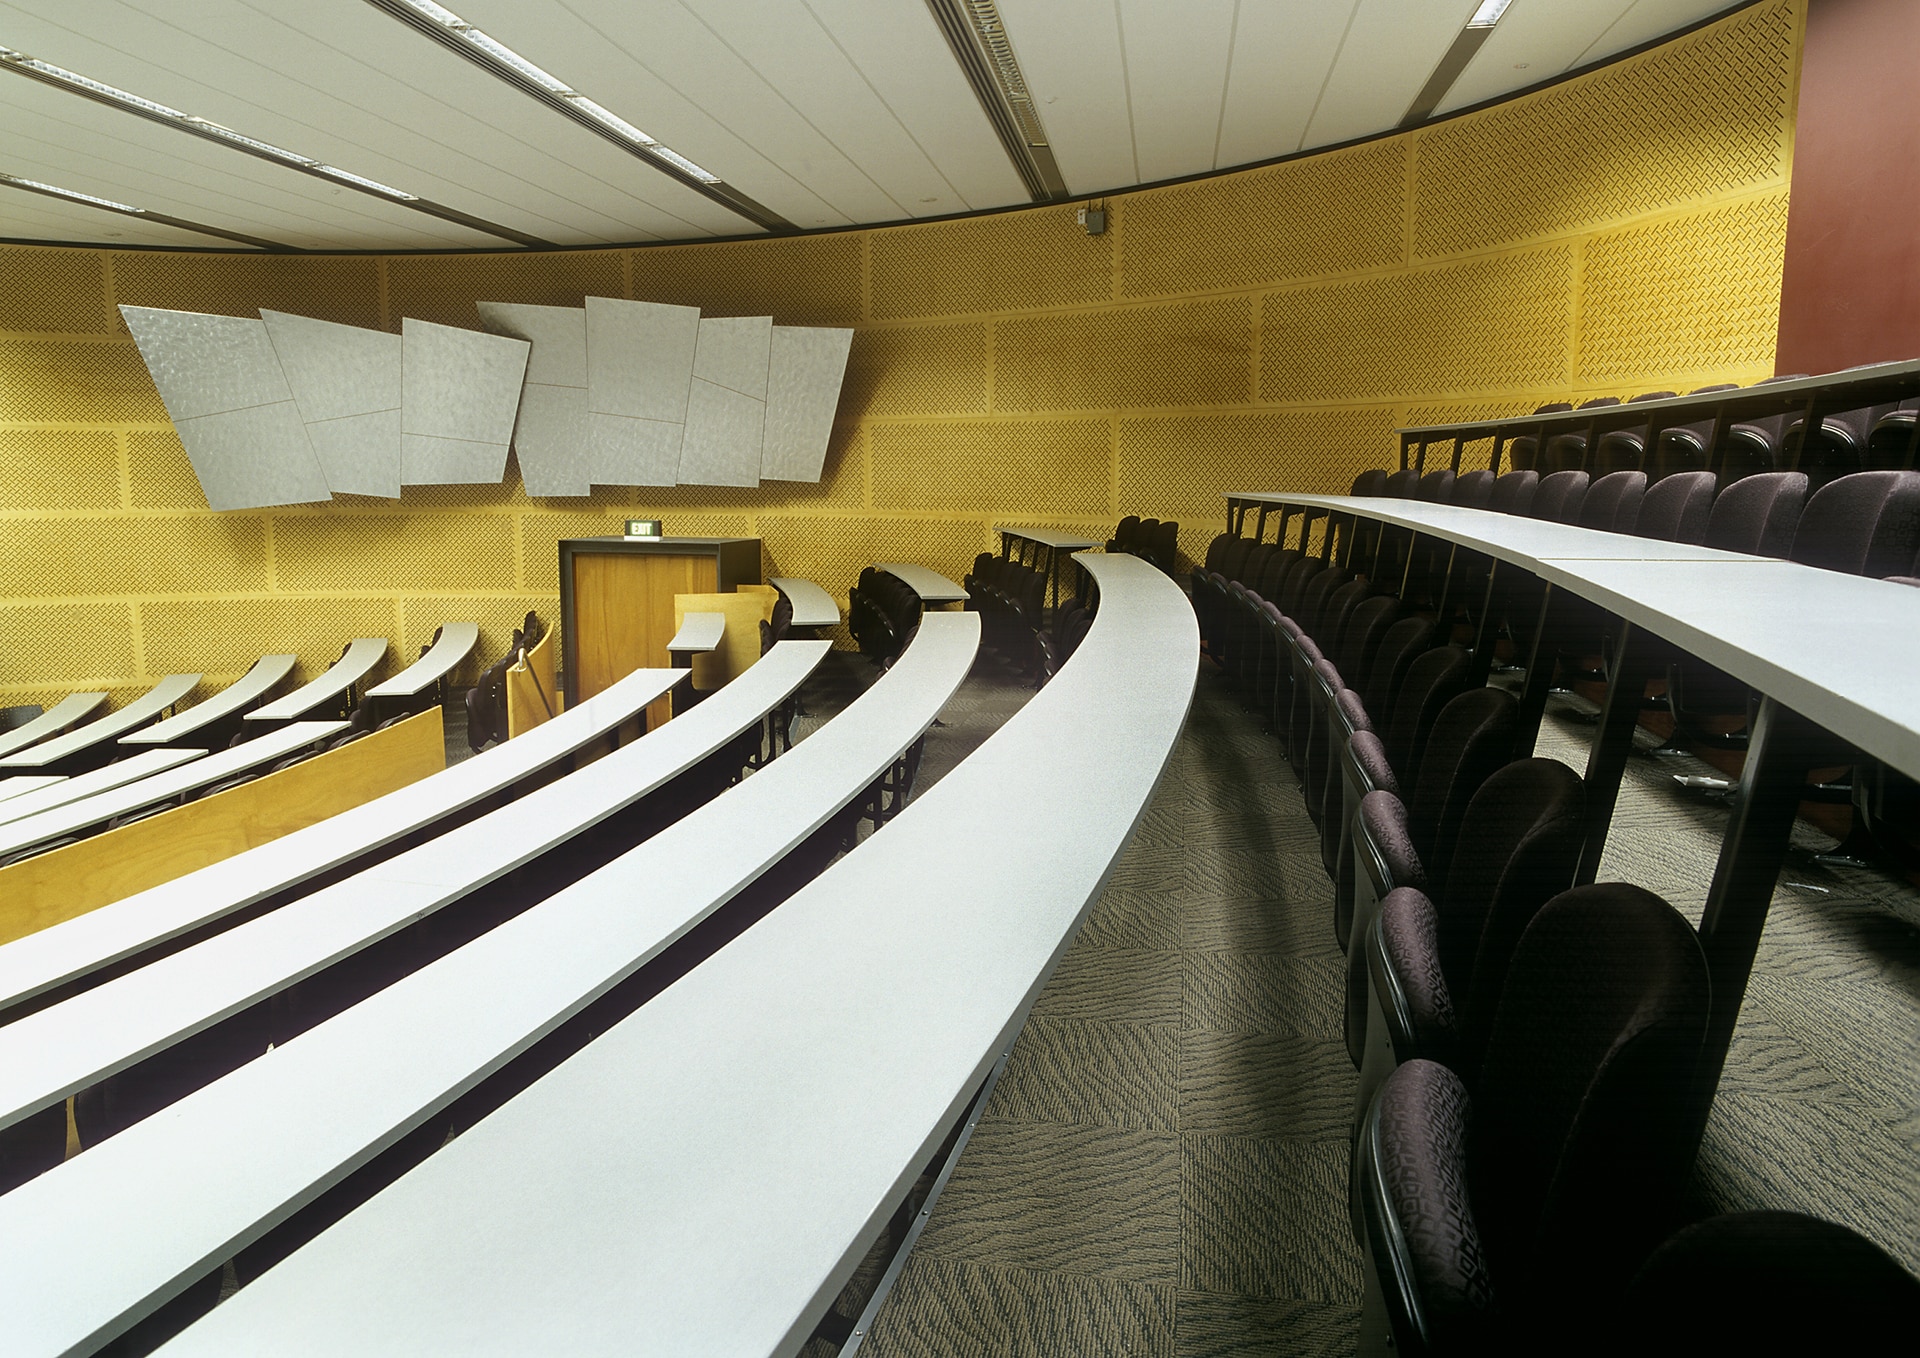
xmin=463 ymin=612 xmax=543 ymax=753
xmin=1109 ymin=516 xmax=1180 ymax=574
xmin=964 ymin=553 xmax=1047 ymax=675
xmin=1490 ymin=387 xmax=1920 ymax=491
xmin=847 ymin=568 xmax=922 ymax=667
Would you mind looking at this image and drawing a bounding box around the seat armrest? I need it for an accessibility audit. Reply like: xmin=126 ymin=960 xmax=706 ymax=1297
xmin=1369 ymin=889 xmax=1459 ymax=1067
xmin=1347 ymin=730 xmax=1402 ymax=801
xmin=1357 ymin=790 xmax=1428 ymax=899
xmin=1358 ymin=1060 xmax=1495 ymax=1358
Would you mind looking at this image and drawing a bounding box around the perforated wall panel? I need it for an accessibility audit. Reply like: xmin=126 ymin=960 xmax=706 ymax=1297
xmin=0 ymin=0 xmax=1802 ymax=706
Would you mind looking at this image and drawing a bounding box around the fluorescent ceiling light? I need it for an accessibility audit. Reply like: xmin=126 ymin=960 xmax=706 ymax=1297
xmin=0 ymin=172 xmax=138 ymax=213
xmin=371 ymin=0 xmax=763 ymax=218
xmin=0 ymin=41 xmax=537 ymax=243
xmin=1468 ymin=0 xmax=1514 ymax=28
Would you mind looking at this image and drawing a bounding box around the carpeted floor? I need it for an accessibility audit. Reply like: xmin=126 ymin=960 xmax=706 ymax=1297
xmin=854 ymin=655 xmax=1920 ymax=1356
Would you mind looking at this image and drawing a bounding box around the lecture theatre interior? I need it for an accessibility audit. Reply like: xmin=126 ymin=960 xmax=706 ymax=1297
xmin=0 ymin=0 xmax=1916 ymax=1353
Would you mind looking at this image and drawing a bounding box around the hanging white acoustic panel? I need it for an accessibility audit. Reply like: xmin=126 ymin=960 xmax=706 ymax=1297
xmin=259 ymin=310 xmax=403 ymax=498
xmin=678 ymin=316 xmax=771 ymax=487
xmin=400 ymin=319 xmax=530 ymax=485
xmin=120 ymin=305 xmax=331 ymax=511
xmin=477 ymin=301 xmax=592 ymax=498
xmin=585 ymin=297 xmax=698 ymax=486
xmin=762 ymin=326 xmax=854 ymax=482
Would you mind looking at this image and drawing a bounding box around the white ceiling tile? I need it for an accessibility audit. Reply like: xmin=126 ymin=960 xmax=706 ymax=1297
xmin=1576 ymin=0 xmax=1735 ymax=67
xmin=1436 ymin=1 xmax=1637 ymax=116
xmin=802 ymin=0 xmax=1029 ymax=212
xmin=1302 ymin=0 xmax=1480 ymax=150
xmin=995 ymin=0 xmax=1137 ymax=195
xmin=1116 ymin=0 xmax=1236 ymax=185
xmin=0 ymin=190 xmax=236 ymax=248
xmin=1216 ymin=0 xmax=1359 ymax=166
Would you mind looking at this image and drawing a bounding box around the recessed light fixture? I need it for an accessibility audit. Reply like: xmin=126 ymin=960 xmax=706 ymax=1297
xmin=367 ymin=0 xmax=785 ymax=225
xmin=922 ymin=0 xmax=1069 ymax=202
xmin=1400 ymin=0 xmax=1516 ymax=127
xmin=0 ymin=169 xmax=291 ymax=249
xmin=1468 ymin=0 xmax=1515 ymax=28
xmin=0 ymin=43 xmax=548 ymax=245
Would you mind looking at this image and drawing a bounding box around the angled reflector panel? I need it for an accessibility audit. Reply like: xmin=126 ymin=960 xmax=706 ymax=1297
xmin=400 ymin=319 xmax=529 ymax=485
xmin=120 ymin=305 xmax=331 ymax=510
xmin=585 ymin=297 xmax=697 ymax=486
xmin=762 ymin=326 xmax=853 ymax=482
xmin=477 ymin=301 xmax=592 ymax=498
xmin=260 ymin=310 xmax=403 ymax=498
xmin=678 ymin=315 xmax=770 ymax=487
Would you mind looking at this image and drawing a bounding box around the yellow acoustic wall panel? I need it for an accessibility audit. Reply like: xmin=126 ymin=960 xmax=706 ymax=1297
xmin=0 ymin=1 xmax=1801 ymax=713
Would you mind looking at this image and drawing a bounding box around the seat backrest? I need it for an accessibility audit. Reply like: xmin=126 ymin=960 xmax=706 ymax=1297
xmin=1362 ymin=615 xmax=1437 ymax=718
xmin=1787 ymin=469 xmax=1920 ymax=577
xmin=1215 ymin=535 xmax=1256 ymax=582
xmin=0 ymin=705 xmax=44 ymax=734
xmin=1298 ymin=567 xmax=1353 ymax=640
xmin=1529 ymin=469 xmax=1589 ymax=524
xmin=1335 ymin=594 xmax=1402 ymax=689
xmin=1149 ymin=520 xmax=1180 ymax=571
xmin=1652 ymin=419 xmax=1717 ymax=479
xmin=1703 ymin=470 xmax=1805 ymax=556
xmin=1452 ymin=469 xmax=1494 ymax=509
xmin=1470 ymin=884 xmax=1710 ymax=1306
xmin=1236 ymin=542 xmax=1277 ymax=587
xmin=1619 ymin=1211 xmax=1920 ymax=1354
xmin=1385 ymin=469 xmax=1420 ymax=498
xmin=1634 ymin=470 xmax=1716 ymax=545
xmin=1781 ymin=405 xmax=1882 ymax=489
xmin=1577 ymin=470 xmax=1646 ymax=534
xmin=1416 ymin=470 xmax=1456 ymax=503
xmin=1318 ymin=577 xmax=1373 ymax=653
xmin=1489 ymin=469 xmax=1539 ymax=515
xmin=1352 ymin=468 xmax=1391 ymax=497
xmin=1865 ymin=406 xmax=1919 ymax=471
xmin=1254 ymin=547 xmax=1301 ymax=600
xmin=1277 ymin=556 xmax=1325 ymax=616
xmin=1404 ymin=685 xmax=1518 ymax=893
xmin=1202 ymin=533 xmax=1237 ymax=573
xmin=1433 ymin=758 xmax=1587 ymax=1072
xmin=1113 ymin=515 xmax=1140 ymax=548
xmin=1383 ymin=644 xmax=1471 ymax=793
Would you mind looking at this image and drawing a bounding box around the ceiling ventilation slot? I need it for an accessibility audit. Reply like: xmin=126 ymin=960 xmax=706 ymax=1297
xmin=924 ymin=0 xmax=1069 ymax=201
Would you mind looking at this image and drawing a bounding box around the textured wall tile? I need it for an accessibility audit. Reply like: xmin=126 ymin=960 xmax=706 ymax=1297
xmin=995 ymin=299 xmax=1251 ymax=412
xmin=0 ymin=429 xmax=120 ymax=510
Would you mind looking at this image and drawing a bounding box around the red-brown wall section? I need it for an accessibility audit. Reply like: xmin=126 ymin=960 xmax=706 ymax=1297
xmin=1775 ymin=0 xmax=1920 ymax=374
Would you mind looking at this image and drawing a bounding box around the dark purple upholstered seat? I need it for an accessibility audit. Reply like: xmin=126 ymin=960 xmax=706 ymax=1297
xmin=1488 ymin=468 xmax=1538 ymax=515
xmin=1634 ymin=470 xmax=1716 ymax=544
xmin=1529 ymin=468 xmax=1589 ymax=524
xmin=1703 ymin=470 xmax=1806 ymax=557
xmin=1577 ymin=469 xmax=1646 ymax=534
xmin=1451 ymin=469 xmax=1494 ymax=509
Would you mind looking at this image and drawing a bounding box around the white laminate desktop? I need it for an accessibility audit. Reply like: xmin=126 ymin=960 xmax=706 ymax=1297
xmin=0 ymin=665 xmax=684 ymax=1017
xmin=876 ymin=561 xmax=970 ymax=603
xmin=152 ymin=557 xmax=1191 ymax=1357
xmin=0 ymin=647 xmax=824 ymax=1153
xmin=0 ymin=623 xmax=980 ymax=1357
xmin=246 ymin=639 xmax=389 ymax=722
xmin=0 ymin=694 xmax=108 ymax=761
xmin=994 ymin=525 xmax=1101 ymax=552
xmin=0 ymin=676 xmax=199 ymax=771
xmin=0 ymin=748 xmax=204 ymax=828
xmin=120 ymin=656 xmax=297 ymax=746
xmin=366 ymin=623 xmax=480 ymax=699
xmin=666 ymin=612 xmax=725 ymax=653
xmin=0 ymin=777 xmax=65 ymax=806
xmin=769 ymin=577 xmax=841 ymax=628
xmin=0 ymin=723 xmax=342 ymax=860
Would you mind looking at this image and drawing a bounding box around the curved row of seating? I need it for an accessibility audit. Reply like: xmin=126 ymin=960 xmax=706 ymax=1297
xmin=1105 ymin=514 xmax=1181 ymax=574
xmin=1192 ymin=476 xmax=1920 ymax=1350
xmin=848 ymin=565 xmax=923 ymax=667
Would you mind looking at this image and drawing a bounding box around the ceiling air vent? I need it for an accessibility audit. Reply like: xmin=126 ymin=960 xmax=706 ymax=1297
xmin=924 ymin=0 xmax=1070 ymax=201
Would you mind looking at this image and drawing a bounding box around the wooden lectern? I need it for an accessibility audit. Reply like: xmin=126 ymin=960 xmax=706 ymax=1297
xmin=558 ymin=537 xmax=762 ymax=728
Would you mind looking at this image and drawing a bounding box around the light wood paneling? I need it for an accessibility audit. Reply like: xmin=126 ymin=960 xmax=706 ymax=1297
xmin=505 ymin=625 xmax=561 ymax=738
xmin=673 ymin=591 xmax=774 ymax=693
xmin=0 ymin=708 xmax=445 ymax=945
xmin=571 ymin=552 xmax=716 ymax=729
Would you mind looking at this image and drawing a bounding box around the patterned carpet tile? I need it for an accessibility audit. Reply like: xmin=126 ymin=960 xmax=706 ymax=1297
xmin=1078 ymin=880 xmax=1185 ymax=953
xmin=861 ymin=1254 xmax=1174 ymax=1358
xmin=988 ymin=1017 xmax=1180 ymax=1132
xmin=1030 ymin=946 xmax=1182 ymax=1028
xmin=915 ymin=1119 xmax=1183 ymax=1284
xmin=1745 ymin=972 xmax=1920 ymax=1116
xmin=1716 ymin=1008 xmax=1860 ymax=1103
xmin=1183 ymin=952 xmax=1346 ymax=1042
xmin=1181 ymin=894 xmax=1344 ymax=962
xmin=1180 ymin=1134 xmax=1364 ymax=1305
xmin=1179 ymin=1029 xmax=1356 ymax=1143
xmin=1696 ymin=1089 xmax=1920 ymax=1274
xmin=1172 ymin=1290 xmax=1360 ymax=1358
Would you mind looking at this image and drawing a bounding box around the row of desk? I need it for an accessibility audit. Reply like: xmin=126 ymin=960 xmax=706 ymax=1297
xmin=1224 ymin=489 xmax=1920 ymax=1132
xmin=0 ymin=553 xmax=1197 ymax=1355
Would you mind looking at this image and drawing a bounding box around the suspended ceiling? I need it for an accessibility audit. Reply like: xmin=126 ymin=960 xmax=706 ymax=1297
xmin=0 ymin=0 xmax=1748 ymax=253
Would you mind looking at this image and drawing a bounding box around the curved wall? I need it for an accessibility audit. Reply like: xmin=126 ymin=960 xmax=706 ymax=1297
xmin=0 ymin=0 xmax=1801 ymax=710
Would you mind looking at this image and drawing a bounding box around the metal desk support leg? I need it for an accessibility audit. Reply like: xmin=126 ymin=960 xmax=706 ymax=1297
xmin=1575 ymin=620 xmax=1657 ymax=884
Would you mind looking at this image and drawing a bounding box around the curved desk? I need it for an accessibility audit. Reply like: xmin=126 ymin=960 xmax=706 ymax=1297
xmin=877 ymin=561 xmax=969 ymax=604
xmin=365 ymin=623 xmax=479 ymax=700
xmin=0 ymin=723 xmax=343 ymax=863
xmin=157 ymin=556 xmax=1193 ymax=1357
xmin=0 ymin=694 xmax=108 ymax=761
xmin=0 ymin=748 xmax=204 ymax=829
xmin=0 ymin=623 xmax=980 ymax=1357
xmin=0 ymin=777 xmax=65 ymax=806
xmin=769 ymin=576 xmax=841 ymax=628
xmin=245 ymin=640 xmax=388 ymax=724
xmin=0 ymin=676 xmax=199 ymax=772
xmin=1225 ymin=489 xmax=1920 ymax=1152
xmin=995 ymin=524 xmax=1100 ymax=609
xmin=0 ymin=664 xmax=684 ymax=1019
xmin=0 ymin=646 xmax=824 ymax=1157
xmin=120 ymin=656 xmax=297 ymax=747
